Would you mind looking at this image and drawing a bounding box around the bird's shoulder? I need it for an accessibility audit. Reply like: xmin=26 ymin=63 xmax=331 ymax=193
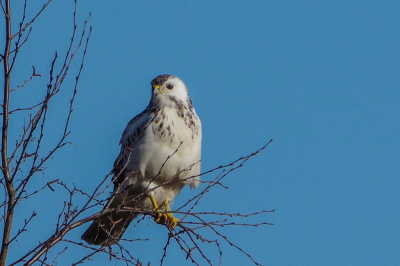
xmin=119 ymin=107 xmax=159 ymax=147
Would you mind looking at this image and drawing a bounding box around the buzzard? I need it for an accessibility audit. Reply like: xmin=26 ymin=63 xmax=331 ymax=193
xmin=82 ymin=75 xmax=202 ymax=246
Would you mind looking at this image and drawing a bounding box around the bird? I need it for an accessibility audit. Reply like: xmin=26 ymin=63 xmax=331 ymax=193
xmin=81 ymin=74 xmax=202 ymax=246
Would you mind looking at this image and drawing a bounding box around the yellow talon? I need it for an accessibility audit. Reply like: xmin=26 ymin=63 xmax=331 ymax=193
xmin=150 ymin=196 xmax=179 ymax=229
xmin=150 ymin=195 xmax=163 ymax=223
xmin=163 ymin=199 xmax=179 ymax=228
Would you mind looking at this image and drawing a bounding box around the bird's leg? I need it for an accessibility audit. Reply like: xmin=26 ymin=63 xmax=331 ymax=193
xmin=149 ymin=195 xmax=179 ymax=229
xmin=163 ymin=199 xmax=179 ymax=228
xmin=150 ymin=195 xmax=163 ymax=223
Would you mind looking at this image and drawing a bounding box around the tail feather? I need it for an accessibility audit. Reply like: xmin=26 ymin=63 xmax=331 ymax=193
xmin=81 ymin=187 xmax=145 ymax=246
xmin=81 ymin=210 xmax=137 ymax=246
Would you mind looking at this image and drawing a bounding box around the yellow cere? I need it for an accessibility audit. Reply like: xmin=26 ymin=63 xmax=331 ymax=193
xmin=154 ymin=85 xmax=160 ymax=89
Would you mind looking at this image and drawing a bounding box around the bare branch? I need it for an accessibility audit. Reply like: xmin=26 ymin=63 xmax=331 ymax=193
xmin=0 ymin=0 xmax=16 ymax=264
xmin=10 ymin=0 xmax=53 ymax=40
xmin=1 ymin=1 xmax=93 ymax=265
xmin=10 ymin=65 xmax=41 ymax=93
xmin=8 ymin=211 xmax=36 ymax=245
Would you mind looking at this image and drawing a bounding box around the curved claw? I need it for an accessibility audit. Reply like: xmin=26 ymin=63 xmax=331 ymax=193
xmin=150 ymin=196 xmax=179 ymax=229
xmin=154 ymin=212 xmax=164 ymax=223
xmin=164 ymin=212 xmax=179 ymax=228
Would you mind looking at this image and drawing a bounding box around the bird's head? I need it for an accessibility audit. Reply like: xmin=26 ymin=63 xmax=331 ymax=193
xmin=150 ymin=74 xmax=191 ymax=108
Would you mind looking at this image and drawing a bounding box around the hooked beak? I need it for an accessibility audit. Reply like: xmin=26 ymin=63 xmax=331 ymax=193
xmin=154 ymin=84 xmax=161 ymax=95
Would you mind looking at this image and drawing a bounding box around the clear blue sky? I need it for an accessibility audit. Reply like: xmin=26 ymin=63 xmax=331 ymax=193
xmin=4 ymin=0 xmax=400 ymax=265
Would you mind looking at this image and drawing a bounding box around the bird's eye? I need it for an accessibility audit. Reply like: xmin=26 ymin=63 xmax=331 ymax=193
xmin=166 ymin=84 xmax=174 ymax=90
